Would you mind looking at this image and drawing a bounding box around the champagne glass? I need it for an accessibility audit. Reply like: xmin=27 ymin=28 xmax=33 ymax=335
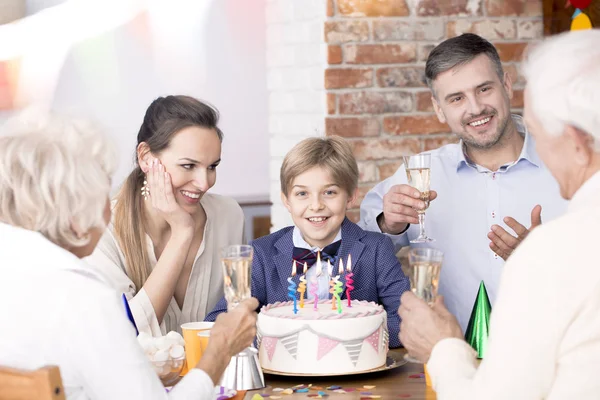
xmin=403 ymin=154 xmax=434 ymax=243
xmin=221 ymin=245 xmax=253 ymax=358
xmin=403 ymin=247 xmax=444 ymax=364
xmin=220 ymin=245 xmax=265 ymax=390
xmin=222 ymin=244 xmax=253 ymax=311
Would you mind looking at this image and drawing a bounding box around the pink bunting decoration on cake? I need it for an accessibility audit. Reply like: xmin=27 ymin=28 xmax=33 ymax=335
xmin=262 ymin=336 xmax=278 ymax=361
xmin=317 ymin=336 xmax=340 ymax=360
xmin=364 ymin=328 xmax=381 ymax=354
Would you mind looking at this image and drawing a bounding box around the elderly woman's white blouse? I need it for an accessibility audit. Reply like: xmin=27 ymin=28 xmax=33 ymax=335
xmin=85 ymin=193 xmax=245 ymax=337
xmin=427 ymin=171 xmax=600 ymax=399
xmin=0 ymin=223 xmax=213 ymax=399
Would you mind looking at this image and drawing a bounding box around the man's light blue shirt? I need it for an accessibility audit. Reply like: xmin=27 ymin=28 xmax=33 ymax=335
xmin=292 ymin=227 xmax=342 ymax=300
xmin=359 ymin=115 xmax=568 ymax=331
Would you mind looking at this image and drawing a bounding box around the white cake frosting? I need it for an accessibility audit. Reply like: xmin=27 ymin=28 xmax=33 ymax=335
xmin=257 ymin=300 xmax=388 ymax=375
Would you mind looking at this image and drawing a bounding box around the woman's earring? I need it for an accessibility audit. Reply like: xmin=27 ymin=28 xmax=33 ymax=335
xmin=141 ymin=177 xmax=150 ymax=200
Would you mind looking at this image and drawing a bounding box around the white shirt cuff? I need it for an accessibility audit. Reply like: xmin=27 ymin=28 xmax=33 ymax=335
xmin=427 ymin=338 xmax=478 ymax=392
xmin=168 ymin=369 xmax=214 ymax=400
xmin=129 ymin=287 xmax=164 ymax=337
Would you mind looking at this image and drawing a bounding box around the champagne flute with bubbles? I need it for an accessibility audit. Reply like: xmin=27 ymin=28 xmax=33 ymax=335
xmin=220 ymin=245 xmax=265 ymax=390
xmin=403 ymin=154 xmax=434 ymax=243
xmin=404 ymin=247 xmax=444 ymax=363
xmin=222 ymin=245 xmax=253 ymax=311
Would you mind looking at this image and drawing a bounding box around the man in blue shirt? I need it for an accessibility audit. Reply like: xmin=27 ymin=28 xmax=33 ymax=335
xmin=359 ymin=33 xmax=568 ymax=331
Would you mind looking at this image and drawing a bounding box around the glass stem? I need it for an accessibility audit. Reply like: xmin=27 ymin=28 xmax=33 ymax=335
xmin=418 ymin=212 xmax=427 ymax=238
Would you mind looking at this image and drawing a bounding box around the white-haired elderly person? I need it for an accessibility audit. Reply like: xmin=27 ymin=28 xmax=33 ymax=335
xmin=398 ymin=29 xmax=600 ymax=399
xmin=0 ymin=111 xmax=258 ymax=400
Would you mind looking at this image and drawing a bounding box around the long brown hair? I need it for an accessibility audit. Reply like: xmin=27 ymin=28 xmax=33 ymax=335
xmin=113 ymin=95 xmax=223 ymax=292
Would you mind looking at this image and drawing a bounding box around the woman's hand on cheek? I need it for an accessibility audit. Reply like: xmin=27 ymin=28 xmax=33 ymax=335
xmin=148 ymin=158 xmax=194 ymax=231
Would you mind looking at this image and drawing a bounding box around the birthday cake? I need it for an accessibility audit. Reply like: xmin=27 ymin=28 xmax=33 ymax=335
xmin=257 ymin=300 xmax=388 ymax=375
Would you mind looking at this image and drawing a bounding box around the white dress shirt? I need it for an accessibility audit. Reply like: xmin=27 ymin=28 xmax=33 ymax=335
xmin=359 ymin=115 xmax=568 ymax=330
xmin=292 ymin=227 xmax=342 ymax=300
xmin=85 ymin=193 xmax=245 ymax=337
xmin=0 ymin=223 xmax=213 ymax=400
xmin=427 ymin=171 xmax=600 ymax=400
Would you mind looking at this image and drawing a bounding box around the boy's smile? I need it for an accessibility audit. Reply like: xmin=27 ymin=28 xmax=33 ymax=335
xmin=282 ymin=166 xmax=356 ymax=249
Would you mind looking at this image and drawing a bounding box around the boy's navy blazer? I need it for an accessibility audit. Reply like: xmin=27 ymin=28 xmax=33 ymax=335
xmin=206 ymin=218 xmax=410 ymax=348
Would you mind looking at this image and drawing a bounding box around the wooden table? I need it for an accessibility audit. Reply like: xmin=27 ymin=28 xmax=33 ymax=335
xmin=241 ymin=349 xmax=436 ymax=400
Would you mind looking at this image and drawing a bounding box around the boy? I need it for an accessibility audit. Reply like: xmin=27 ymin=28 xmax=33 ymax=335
xmin=207 ymin=136 xmax=410 ymax=347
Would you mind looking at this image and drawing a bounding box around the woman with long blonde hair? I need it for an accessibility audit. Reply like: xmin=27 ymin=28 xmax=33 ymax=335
xmin=86 ymin=95 xmax=245 ymax=336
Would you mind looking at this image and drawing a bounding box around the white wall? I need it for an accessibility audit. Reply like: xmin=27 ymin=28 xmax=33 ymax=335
xmin=266 ymin=0 xmax=327 ymax=230
xmin=3 ymin=0 xmax=269 ymax=201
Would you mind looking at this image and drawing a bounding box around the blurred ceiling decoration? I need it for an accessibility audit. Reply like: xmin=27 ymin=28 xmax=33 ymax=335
xmin=0 ymin=0 xmax=25 ymax=25
xmin=0 ymin=0 xmax=147 ymax=110
xmin=0 ymin=0 xmax=148 ymax=60
xmin=25 ymin=0 xmax=68 ymax=15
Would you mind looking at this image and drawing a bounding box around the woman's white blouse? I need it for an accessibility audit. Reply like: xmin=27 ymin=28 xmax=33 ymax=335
xmin=85 ymin=193 xmax=245 ymax=336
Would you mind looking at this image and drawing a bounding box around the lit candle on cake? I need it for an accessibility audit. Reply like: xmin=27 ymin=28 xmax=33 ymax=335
xmin=298 ymin=262 xmax=308 ymax=308
xmin=288 ymin=261 xmax=298 ymax=314
xmin=328 ymin=260 xmax=336 ymax=310
xmin=311 ymin=252 xmax=322 ymax=311
xmin=334 ymin=259 xmax=343 ymax=314
xmin=345 ymin=254 xmax=354 ymax=307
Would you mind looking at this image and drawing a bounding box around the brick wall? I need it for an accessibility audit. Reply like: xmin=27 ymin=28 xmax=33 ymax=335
xmin=325 ymin=0 xmax=544 ymax=222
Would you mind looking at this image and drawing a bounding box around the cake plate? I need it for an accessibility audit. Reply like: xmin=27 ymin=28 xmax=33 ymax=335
xmin=261 ymin=352 xmax=407 ymax=377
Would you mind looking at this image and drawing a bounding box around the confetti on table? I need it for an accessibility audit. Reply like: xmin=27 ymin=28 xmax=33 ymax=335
xmin=317 ymin=391 xmax=328 ymax=397
xmin=293 ymin=385 xmax=307 ymax=389
xmin=310 ymin=386 xmax=323 ymax=390
xmin=409 ymin=373 xmax=425 ymax=379
xmin=333 ymin=389 xmax=346 ymax=394
xmin=273 ymin=388 xmax=285 ymax=392
xmin=360 ymin=392 xmax=372 ymax=396
xmin=363 ymin=386 xmax=376 ymax=390
xmin=307 ymin=395 xmax=320 ymax=398
xmin=282 ymin=389 xmax=294 ymax=395
xmin=326 ymin=386 xmax=341 ymax=390
xmin=345 ymin=388 xmax=356 ymax=392
xmin=368 ymin=396 xmax=381 ymax=399
xmin=296 ymin=388 xmax=309 ymax=393
xmin=251 ymin=395 xmax=264 ymax=400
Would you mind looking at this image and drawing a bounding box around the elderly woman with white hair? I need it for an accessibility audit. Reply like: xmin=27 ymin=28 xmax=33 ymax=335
xmin=0 ymin=112 xmax=258 ymax=400
xmin=398 ymin=29 xmax=600 ymax=399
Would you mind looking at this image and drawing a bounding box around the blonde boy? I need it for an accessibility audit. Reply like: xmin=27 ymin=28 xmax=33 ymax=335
xmin=207 ymin=136 xmax=410 ymax=347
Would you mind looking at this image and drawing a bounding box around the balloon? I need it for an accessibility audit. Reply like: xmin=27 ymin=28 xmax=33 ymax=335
xmin=570 ymin=0 xmax=593 ymax=9
xmin=571 ymin=12 xmax=593 ymax=30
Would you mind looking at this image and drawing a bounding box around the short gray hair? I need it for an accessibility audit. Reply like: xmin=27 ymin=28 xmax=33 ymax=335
xmin=425 ymin=33 xmax=504 ymax=95
xmin=521 ymin=30 xmax=600 ymax=151
xmin=0 ymin=110 xmax=117 ymax=247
